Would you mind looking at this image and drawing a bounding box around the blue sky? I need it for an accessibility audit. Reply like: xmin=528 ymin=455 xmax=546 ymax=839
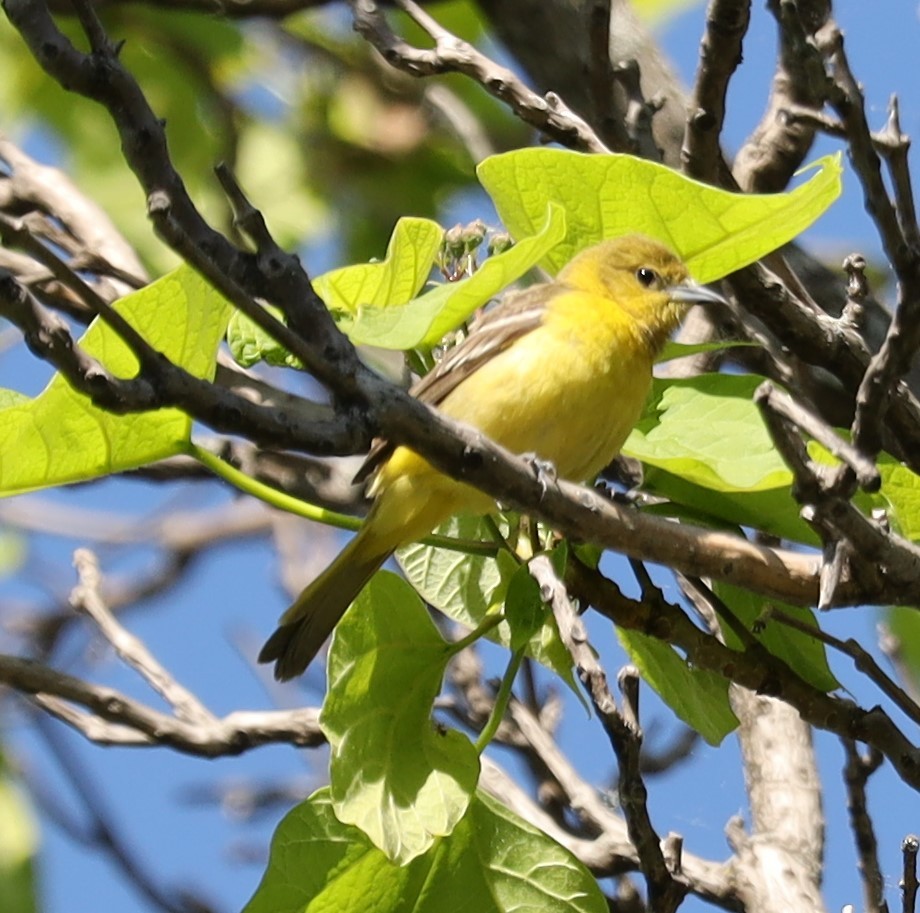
xmin=3 ymin=2 xmax=920 ymax=911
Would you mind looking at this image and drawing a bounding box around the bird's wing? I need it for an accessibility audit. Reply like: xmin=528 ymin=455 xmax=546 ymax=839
xmin=353 ymin=282 xmax=561 ymax=484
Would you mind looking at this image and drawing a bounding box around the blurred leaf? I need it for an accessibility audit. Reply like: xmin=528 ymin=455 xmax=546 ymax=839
xmin=341 ymin=202 xmax=565 ymax=349
xmin=616 ymin=628 xmax=738 ymax=745
xmin=0 ymin=755 xmax=38 ymax=913
xmin=477 ymin=149 xmax=842 ymax=281
xmin=884 ymin=605 xmax=920 ymax=689
xmin=244 ymin=788 xmax=606 ymax=913
xmin=320 ymin=572 xmax=479 ymax=864
xmin=396 ymin=0 xmax=488 ymax=44
xmin=0 ymin=11 xmax=249 ymax=272
xmin=303 ymin=78 xmax=474 ymax=263
xmin=632 ymin=0 xmax=706 ymax=25
xmin=0 ymin=529 xmax=26 ymax=579
xmin=235 ymin=121 xmax=330 ymax=251
xmin=658 ymin=339 xmax=756 ymax=363
xmin=0 ymin=267 xmax=230 ymax=496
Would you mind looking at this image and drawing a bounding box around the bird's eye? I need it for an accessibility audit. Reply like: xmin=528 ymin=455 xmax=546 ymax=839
xmin=636 ymin=267 xmax=660 ymax=288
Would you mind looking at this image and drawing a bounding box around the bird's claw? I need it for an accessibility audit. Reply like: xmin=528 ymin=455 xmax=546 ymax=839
xmin=523 ymin=453 xmax=558 ymax=496
xmin=594 ymin=480 xmax=641 ymax=508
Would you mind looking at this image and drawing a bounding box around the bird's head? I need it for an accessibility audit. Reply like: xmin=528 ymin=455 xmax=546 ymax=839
xmin=558 ymin=234 xmax=726 ymax=351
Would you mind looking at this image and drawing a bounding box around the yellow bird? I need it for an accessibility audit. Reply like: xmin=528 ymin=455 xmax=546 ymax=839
xmin=260 ymin=235 xmax=724 ymax=680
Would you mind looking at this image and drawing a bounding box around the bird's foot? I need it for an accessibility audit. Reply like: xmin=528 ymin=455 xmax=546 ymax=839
xmin=523 ymin=454 xmax=558 ymax=496
xmin=594 ymin=480 xmax=638 ymax=507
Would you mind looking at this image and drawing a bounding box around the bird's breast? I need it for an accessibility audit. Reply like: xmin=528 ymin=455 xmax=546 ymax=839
xmin=439 ymin=315 xmax=654 ymax=483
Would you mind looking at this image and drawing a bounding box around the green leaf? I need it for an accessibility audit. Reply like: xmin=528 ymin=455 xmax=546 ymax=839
xmin=226 ymin=302 xmax=297 ymax=369
xmin=0 ymin=530 xmax=26 ymax=579
xmin=504 ymin=562 xmax=548 ymax=650
xmin=616 ymin=629 xmax=739 ymax=745
xmin=876 ymin=454 xmax=920 ymax=542
xmin=625 ymin=374 xmax=813 ymax=542
xmin=0 ymin=266 xmax=230 ymax=496
xmin=713 ymin=583 xmax=838 ymax=692
xmin=244 ymin=788 xmax=606 ymax=913
xmin=0 ymin=13 xmax=248 ymax=273
xmin=630 ymin=375 xmax=789 ymax=491
xmin=320 ymin=572 xmax=480 ymax=864
xmin=226 ymin=216 xmax=442 ymax=368
xmin=316 ymin=217 xmax=444 ymax=316
xmin=397 ymin=517 xmax=577 ymax=692
xmin=341 ymin=202 xmax=566 ymax=349
xmin=397 ymin=514 xmax=506 ymax=626
xmin=0 ymin=391 xmax=29 ymax=409
xmin=477 ymin=149 xmax=842 ymax=282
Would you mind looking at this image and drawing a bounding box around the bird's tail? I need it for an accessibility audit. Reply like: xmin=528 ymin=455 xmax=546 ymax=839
xmin=258 ymin=528 xmax=392 ymax=681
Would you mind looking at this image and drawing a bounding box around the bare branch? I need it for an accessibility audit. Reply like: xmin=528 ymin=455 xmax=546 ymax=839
xmin=28 ymin=713 xmax=219 ymax=913
xmin=350 ymin=0 xmax=610 ymax=153
xmin=682 ymin=0 xmax=751 ymax=184
xmin=70 ymin=548 xmax=217 ymax=726
xmin=904 ymin=835 xmax=920 ymax=913
xmin=733 ymin=0 xmax=830 ymax=192
xmin=530 ymin=555 xmax=685 ymax=912
xmin=842 ymin=740 xmax=888 ymax=913
xmin=566 ymin=558 xmax=920 ymax=794
xmin=763 ymin=606 xmax=920 ymax=729
xmin=2 ymin=652 xmax=324 ymax=757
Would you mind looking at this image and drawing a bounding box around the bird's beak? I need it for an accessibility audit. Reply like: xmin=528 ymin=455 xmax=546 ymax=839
xmin=667 ymin=282 xmax=729 ymax=307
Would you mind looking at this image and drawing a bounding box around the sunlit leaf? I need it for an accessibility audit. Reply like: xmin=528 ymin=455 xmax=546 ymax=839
xmin=397 ymin=516 xmax=578 ymax=691
xmin=632 ymin=0 xmax=706 ymax=25
xmin=0 ymin=267 xmax=230 ymax=496
xmin=226 ymin=216 xmax=442 ymax=367
xmin=625 ymin=374 xmax=813 ymax=542
xmin=877 ymin=454 xmax=920 ymax=542
xmin=320 ymin=572 xmax=479 ymax=864
xmin=477 ymin=149 xmax=842 ymax=281
xmin=0 ymin=753 xmax=38 ymax=913
xmin=243 ymin=788 xmax=606 ymax=913
xmin=341 ymin=203 xmax=566 ymax=349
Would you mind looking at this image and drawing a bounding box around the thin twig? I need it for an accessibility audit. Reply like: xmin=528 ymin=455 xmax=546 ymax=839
xmin=762 ymin=605 xmax=920 ymax=729
xmin=902 ymin=835 xmax=919 ymax=913
xmin=70 ymin=548 xmax=216 ymax=726
xmin=566 ymin=557 xmax=920 ymax=794
xmin=0 ymin=653 xmax=324 ymax=757
xmin=842 ymin=739 xmax=888 ymax=913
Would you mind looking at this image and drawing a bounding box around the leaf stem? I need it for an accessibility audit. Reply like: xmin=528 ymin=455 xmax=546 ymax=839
xmin=475 ymin=645 xmax=525 ymax=753
xmin=187 ymin=442 xmax=363 ymax=531
xmin=188 ymin=442 xmax=499 ymax=555
xmin=448 ymin=614 xmax=504 ymax=657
